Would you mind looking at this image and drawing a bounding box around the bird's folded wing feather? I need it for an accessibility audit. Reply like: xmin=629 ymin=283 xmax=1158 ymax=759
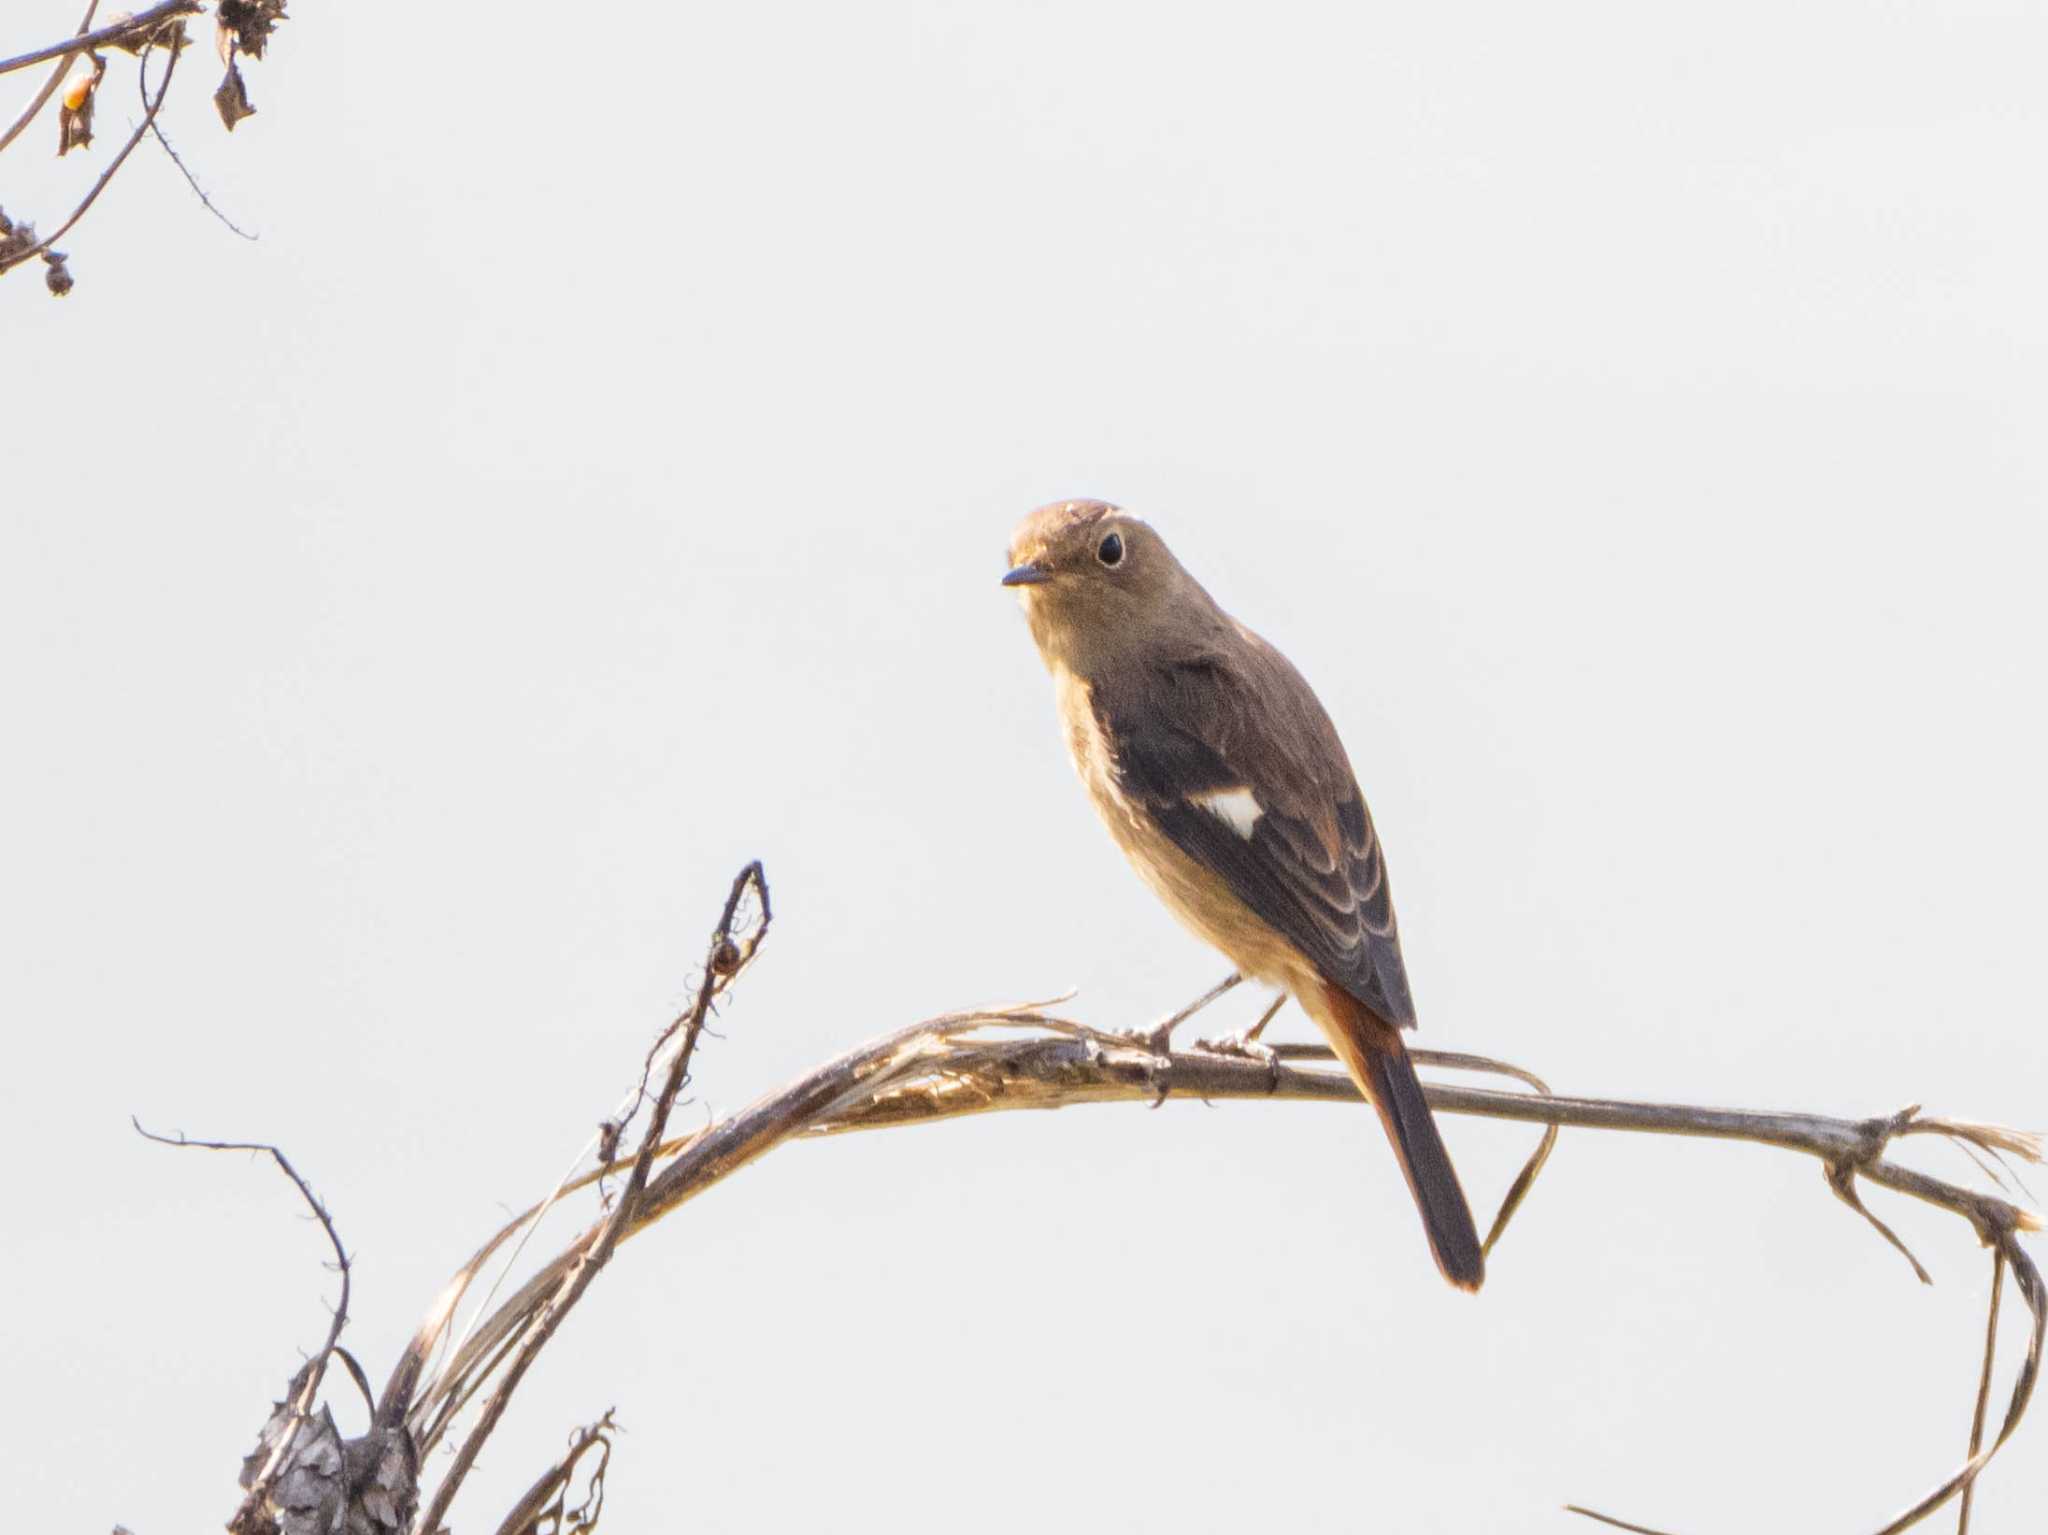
xmin=1094 ymin=642 xmax=1416 ymax=1026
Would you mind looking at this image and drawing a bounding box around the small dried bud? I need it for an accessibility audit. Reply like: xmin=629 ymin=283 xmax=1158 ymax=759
xmin=710 ymin=938 xmax=743 ymax=976
xmin=44 ymin=251 xmax=73 ymax=297
xmin=61 ymin=56 xmax=99 ymax=110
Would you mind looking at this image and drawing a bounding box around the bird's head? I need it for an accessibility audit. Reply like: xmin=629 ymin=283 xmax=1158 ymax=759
xmin=1002 ymin=499 xmax=1195 ymax=673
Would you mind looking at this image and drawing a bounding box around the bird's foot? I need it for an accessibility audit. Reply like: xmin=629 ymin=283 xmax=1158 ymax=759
xmin=1118 ymin=1019 xmax=1184 ymax=1061
xmin=1195 ymin=992 xmax=1288 ymax=1090
xmin=1101 ymin=974 xmax=1238 ymax=1106
xmin=1094 ymin=1024 xmax=1179 ymax=1108
xmin=1121 ymin=971 xmax=1244 ymax=1059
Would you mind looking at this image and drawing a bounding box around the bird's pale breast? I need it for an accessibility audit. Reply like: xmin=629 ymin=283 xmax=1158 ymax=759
xmin=1051 ymin=661 xmax=1319 ymax=996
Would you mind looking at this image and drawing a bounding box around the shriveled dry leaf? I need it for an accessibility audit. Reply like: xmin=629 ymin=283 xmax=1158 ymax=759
xmin=217 ymin=0 xmax=288 ymax=59
xmin=0 ymin=207 xmax=35 ymax=266
xmin=56 ymin=54 xmax=107 ymax=156
xmin=215 ymin=59 xmax=255 ymax=130
xmin=232 ymin=1359 xmax=417 ymax=1535
xmin=108 ymin=12 xmax=193 ymax=56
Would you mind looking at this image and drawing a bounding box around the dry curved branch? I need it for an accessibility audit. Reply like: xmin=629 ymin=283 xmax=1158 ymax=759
xmin=132 ymin=1122 xmax=355 ymax=1532
xmin=382 ymin=904 xmax=2039 ymax=1535
xmin=136 ymin=860 xmax=2020 ymax=1534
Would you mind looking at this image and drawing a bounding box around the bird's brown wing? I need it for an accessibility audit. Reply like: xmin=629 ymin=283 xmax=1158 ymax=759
xmin=1092 ymin=638 xmax=1417 ymax=1026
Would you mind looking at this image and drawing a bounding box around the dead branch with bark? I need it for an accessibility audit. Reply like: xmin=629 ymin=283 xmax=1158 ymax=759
xmin=145 ymin=862 xmax=2042 ymax=1535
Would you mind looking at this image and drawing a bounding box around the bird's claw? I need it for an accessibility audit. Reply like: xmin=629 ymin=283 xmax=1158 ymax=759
xmin=1136 ymin=1021 xmax=1180 ymax=1059
xmin=1195 ymin=1028 xmax=1276 ymax=1063
xmin=1195 ymin=1029 xmax=1282 ymax=1090
xmin=1103 ymin=975 xmax=1250 ymax=1105
xmin=1098 ymin=1023 xmax=1178 ymax=1105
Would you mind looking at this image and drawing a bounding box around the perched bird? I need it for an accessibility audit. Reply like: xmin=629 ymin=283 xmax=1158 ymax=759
xmin=1004 ymin=499 xmax=1484 ymax=1291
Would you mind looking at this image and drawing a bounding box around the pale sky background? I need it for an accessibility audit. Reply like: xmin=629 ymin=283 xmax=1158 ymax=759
xmin=5 ymin=2 xmax=2046 ymax=1531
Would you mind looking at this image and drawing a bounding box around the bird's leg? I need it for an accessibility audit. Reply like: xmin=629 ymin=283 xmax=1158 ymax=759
xmin=1127 ymin=970 xmax=1243 ymax=1057
xmin=1197 ymin=992 xmax=1287 ymax=1064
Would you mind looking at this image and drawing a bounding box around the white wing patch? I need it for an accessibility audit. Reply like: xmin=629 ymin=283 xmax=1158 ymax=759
xmin=1193 ymin=786 xmax=1264 ymax=840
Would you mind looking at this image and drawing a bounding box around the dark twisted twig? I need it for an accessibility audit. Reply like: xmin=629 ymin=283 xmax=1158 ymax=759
xmin=408 ymin=862 xmax=772 ymax=1534
xmin=132 ymin=1121 xmax=352 ymax=1529
xmin=493 ymin=1410 xmax=617 ymax=1535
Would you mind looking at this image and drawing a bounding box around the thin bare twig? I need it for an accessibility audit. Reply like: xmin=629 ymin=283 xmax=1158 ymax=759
xmin=0 ymin=0 xmax=99 ymax=155
xmin=132 ymin=1119 xmax=352 ymax=1525
xmin=0 ymin=38 xmax=179 ymax=277
xmin=418 ymin=1308 xmax=543 ymax=1465
xmin=0 ymin=0 xmax=196 ymax=79
xmin=1829 ymin=1137 xmax=1935 ymax=1285
xmin=1956 ymin=1249 xmax=2005 ymax=1534
xmin=1873 ymin=1238 xmax=2041 ymax=1535
xmin=1564 ymin=1505 xmax=1683 ymax=1535
xmin=493 ymin=1411 xmax=618 ymax=1535
xmin=411 ymin=862 xmax=772 ymax=1533
xmin=147 ymin=116 xmax=257 ymax=239
xmin=1570 ymin=1231 xmax=2041 ymax=1535
xmin=400 ymin=1000 xmax=1072 ymax=1461
xmin=1407 ymin=1048 xmax=1561 ymax=1257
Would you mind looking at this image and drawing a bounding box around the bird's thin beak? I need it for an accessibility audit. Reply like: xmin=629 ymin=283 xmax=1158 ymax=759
xmin=1001 ymin=561 xmax=1052 ymax=587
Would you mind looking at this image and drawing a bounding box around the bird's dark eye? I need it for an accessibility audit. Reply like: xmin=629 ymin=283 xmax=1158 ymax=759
xmin=1096 ymin=531 xmax=1125 ymax=567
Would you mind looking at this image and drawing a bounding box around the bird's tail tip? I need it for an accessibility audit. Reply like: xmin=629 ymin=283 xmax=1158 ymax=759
xmin=1354 ymin=1020 xmax=1487 ymax=1292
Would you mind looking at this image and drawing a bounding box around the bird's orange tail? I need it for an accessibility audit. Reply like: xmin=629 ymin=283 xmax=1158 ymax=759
xmin=1316 ymin=983 xmax=1486 ymax=1292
